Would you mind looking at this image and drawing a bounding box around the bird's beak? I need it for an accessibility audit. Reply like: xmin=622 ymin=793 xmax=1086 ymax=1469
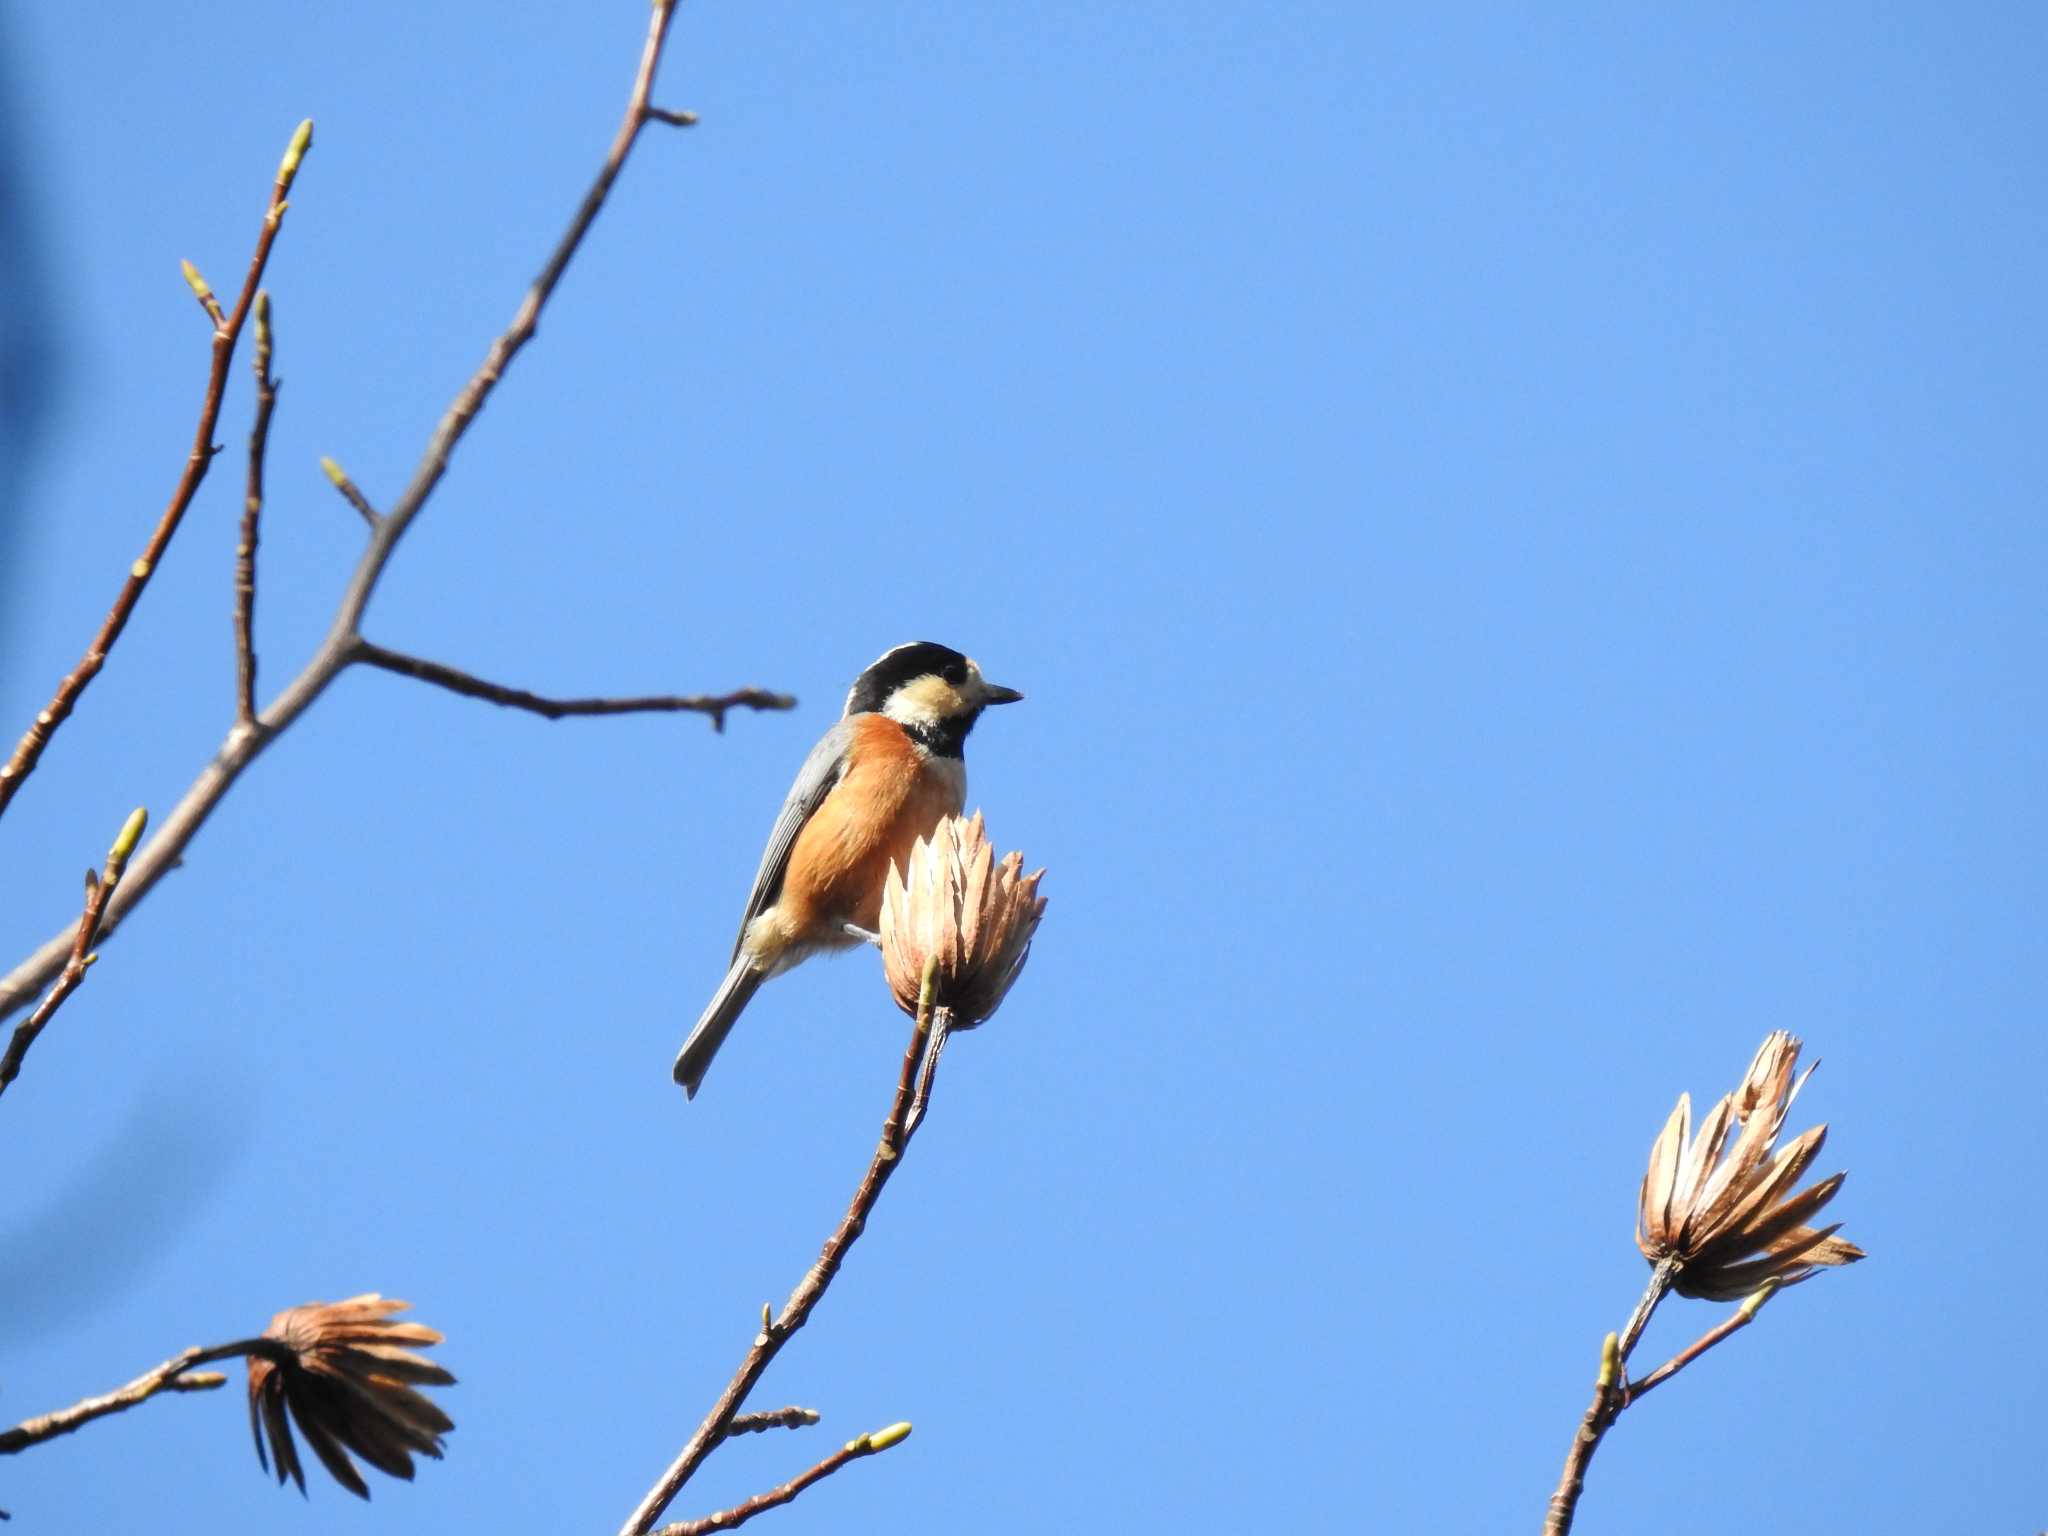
xmin=980 ymin=681 xmax=1024 ymax=705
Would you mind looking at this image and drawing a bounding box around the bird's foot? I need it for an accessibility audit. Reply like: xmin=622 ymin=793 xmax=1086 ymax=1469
xmin=842 ymin=922 xmax=882 ymax=947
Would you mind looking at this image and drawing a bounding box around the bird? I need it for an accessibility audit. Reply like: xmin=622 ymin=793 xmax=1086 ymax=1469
xmin=673 ymin=642 xmax=1023 ymax=1097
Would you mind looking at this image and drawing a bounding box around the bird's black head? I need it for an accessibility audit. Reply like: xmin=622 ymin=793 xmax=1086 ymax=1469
xmin=842 ymin=642 xmax=1023 ymax=757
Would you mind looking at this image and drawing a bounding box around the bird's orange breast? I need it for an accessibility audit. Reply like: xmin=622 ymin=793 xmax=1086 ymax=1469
xmin=779 ymin=715 xmax=965 ymax=938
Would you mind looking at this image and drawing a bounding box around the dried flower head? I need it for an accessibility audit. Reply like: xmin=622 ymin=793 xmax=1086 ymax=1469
xmin=246 ymin=1294 xmax=454 ymax=1498
xmin=1637 ymin=1032 xmax=1865 ymax=1300
xmin=880 ymin=812 xmax=1046 ymax=1026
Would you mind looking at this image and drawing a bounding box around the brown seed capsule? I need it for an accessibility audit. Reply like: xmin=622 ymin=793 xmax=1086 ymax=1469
xmin=1636 ymin=1032 xmax=1864 ymax=1301
xmin=246 ymin=1294 xmax=453 ymax=1498
xmin=880 ymin=812 xmax=1046 ymax=1027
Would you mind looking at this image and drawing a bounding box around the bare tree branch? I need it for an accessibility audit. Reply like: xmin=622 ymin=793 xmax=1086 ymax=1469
xmin=619 ymin=970 xmax=950 ymax=1536
xmin=726 ymin=1406 xmax=821 ymax=1437
xmin=1543 ymin=1261 xmax=1676 ymax=1535
xmin=0 ymin=122 xmax=313 ymax=824
xmin=1613 ymin=1255 xmax=1677 ymax=1366
xmin=907 ymin=1011 xmax=953 ymax=1135
xmin=181 ymin=260 xmax=228 ymax=330
xmin=0 ymin=808 xmax=147 ymax=1099
xmin=236 ymin=293 xmax=278 ymax=726
xmin=323 ymin=3 xmax=686 ymax=652
xmin=1545 ymin=1271 xmax=1780 ymax=1533
xmin=0 ymin=1338 xmax=286 ymax=1455
xmin=319 ymin=455 xmax=382 ymax=528
xmin=1623 ymin=1282 xmax=1777 ymax=1405
xmin=651 ymin=1424 xmax=912 ymax=1536
xmin=1543 ymin=1334 xmax=1620 ymax=1536
xmin=0 ymin=1 xmax=735 ymax=1032
xmin=354 ymin=641 xmax=795 ymax=731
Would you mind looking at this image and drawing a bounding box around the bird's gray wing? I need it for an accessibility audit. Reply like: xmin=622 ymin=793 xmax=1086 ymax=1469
xmin=729 ymin=719 xmax=858 ymax=965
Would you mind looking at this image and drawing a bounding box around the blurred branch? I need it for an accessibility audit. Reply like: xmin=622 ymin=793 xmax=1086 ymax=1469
xmin=0 ymin=808 xmax=147 ymax=1099
xmin=0 ymin=1 xmax=770 ymax=1035
xmin=650 ymin=1424 xmax=912 ymax=1536
xmin=181 ymin=259 xmax=228 ymax=330
xmin=236 ymin=293 xmax=279 ymax=726
xmin=0 ymin=1338 xmax=282 ymax=1455
xmin=721 ymin=1407 xmax=820 ymax=1437
xmin=0 ymin=121 xmax=313 ymax=824
xmin=353 ymin=641 xmax=795 ymax=732
xmin=319 ymin=455 xmax=381 ymax=528
xmin=619 ymin=966 xmax=948 ymax=1535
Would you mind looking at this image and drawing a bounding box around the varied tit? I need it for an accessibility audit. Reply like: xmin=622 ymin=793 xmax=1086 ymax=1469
xmin=672 ymin=642 xmax=1023 ymax=1097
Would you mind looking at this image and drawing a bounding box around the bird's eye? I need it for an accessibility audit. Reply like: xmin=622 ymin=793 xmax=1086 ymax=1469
xmin=942 ymin=660 xmax=969 ymax=685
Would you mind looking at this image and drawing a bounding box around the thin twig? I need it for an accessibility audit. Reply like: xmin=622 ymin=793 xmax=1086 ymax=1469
xmin=906 ymin=1008 xmax=953 ymax=1135
xmin=181 ymin=261 xmax=228 ymax=329
xmin=619 ymin=965 xmax=946 ymax=1536
xmin=1543 ymin=1334 xmax=1620 ymax=1536
xmin=1625 ymin=1283 xmax=1777 ymax=1404
xmin=320 ymin=456 xmax=382 ymax=528
xmin=0 ymin=1338 xmax=285 ymax=1454
xmin=651 ymin=1425 xmax=911 ymax=1536
xmin=237 ymin=293 xmax=278 ymax=726
xmin=1544 ymin=1258 xmax=1679 ymax=1536
xmin=725 ymin=1407 xmax=821 ymax=1437
xmin=0 ymin=121 xmax=312 ymax=825
xmin=323 ymin=1 xmax=683 ymax=651
xmin=1543 ymin=1273 xmax=1777 ymax=1533
xmin=353 ymin=641 xmax=796 ymax=732
xmin=0 ymin=808 xmax=147 ymax=1098
xmin=1614 ymin=1255 xmax=1678 ymax=1366
xmin=0 ymin=4 xmax=715 ymax=1029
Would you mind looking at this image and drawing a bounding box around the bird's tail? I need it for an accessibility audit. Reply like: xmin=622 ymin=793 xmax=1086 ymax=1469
xmin=673 ymin=961 xmax=767 ymax=1098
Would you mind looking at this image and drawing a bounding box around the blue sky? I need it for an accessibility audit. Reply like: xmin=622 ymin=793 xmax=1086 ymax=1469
xmin=1 ymin=3 xmax=2043 ymax=1530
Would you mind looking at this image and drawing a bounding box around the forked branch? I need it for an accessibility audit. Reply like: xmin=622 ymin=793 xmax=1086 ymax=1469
xmin=0 ymin=2 xmax=779 ymax=1038
xmin=0 ymin=807 xmax=148 ymax=1098
xmin=0 ymin=1338 xmax=287 ymax=1456
xmin=650 ymin=1424 xmax=912 ymax=1536
xmin=0 ymin=123 xmax=312 ymax=823
xmin=353 ymin=641 xmax=794 ymax=732
xmin=619 ymin=968 xmax=951 ymax=1536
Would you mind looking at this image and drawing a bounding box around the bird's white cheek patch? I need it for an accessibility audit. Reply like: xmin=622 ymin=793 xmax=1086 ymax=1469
xmin=881 ymin=675 xmax=963 ymax=726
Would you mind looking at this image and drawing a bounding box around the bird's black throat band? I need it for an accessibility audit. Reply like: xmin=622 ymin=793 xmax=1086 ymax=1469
xmin=902 ymin=712 xmax=977 ymax=759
